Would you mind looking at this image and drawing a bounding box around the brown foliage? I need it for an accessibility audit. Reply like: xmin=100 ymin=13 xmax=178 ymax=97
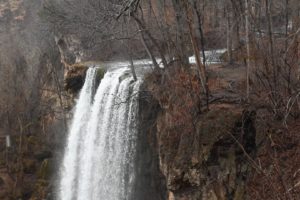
xmin=247 ymin=120 xmax=300 ymax=199
xmin=250 ymin=37 xmax=300 ymax=119
xmin=146 ymin=67 xmax=202 ymax=135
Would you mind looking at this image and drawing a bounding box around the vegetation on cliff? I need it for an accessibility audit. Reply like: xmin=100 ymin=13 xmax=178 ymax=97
xmin=0 ymin=0 xmax=300 ymax=199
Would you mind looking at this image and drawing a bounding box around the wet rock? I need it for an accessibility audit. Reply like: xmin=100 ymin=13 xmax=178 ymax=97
xmin=153 ymin=107 xmax=256 ymax=200
xmin=95 ymin=68 xmax=106 ymax=87
xmin=134 ymin=87 xmax=167 ymax=200
xmin=64 ymin=64 xmax=88 ymax=93
xmin=118 ymin=71 xmax=131 ymax=82
xmin=37 ymin=159 xmax=53 ymax=180
xmin=34 ymin=150 xmax=53 ymax=162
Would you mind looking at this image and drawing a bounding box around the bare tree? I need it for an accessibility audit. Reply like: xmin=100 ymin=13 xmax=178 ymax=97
xmin=245 ymin=0 xmax=251 ymax=101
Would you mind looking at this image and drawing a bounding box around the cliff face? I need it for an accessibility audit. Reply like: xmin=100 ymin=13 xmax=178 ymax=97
xmin=141 ymin=65 xmax=300 ymax=200
xmin=141 ymin=80 xmax=257 ymax=200
xmin=133 ymin=88 xmax=167 ymax=200
xmin=157 ymin=108 xmax=256 ymax=200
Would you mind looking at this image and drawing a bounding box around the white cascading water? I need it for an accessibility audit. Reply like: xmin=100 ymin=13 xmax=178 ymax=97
xmin=58 ymin=67 xmax=141 ymax=200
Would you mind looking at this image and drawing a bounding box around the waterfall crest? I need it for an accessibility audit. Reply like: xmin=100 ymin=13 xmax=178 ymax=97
xmin=58 ymin=67 xmax=141 ymax=200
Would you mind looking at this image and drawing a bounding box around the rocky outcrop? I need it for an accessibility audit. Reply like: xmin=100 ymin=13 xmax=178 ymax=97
xmin=55 ymin=36 xmax=77 ymax=66
xmin=160 ymin=108 xmax=256 ymax=200
xmin=64 ymin=64 xmax=106 ymax=95
xmin=64 ymin=64 xmax=88 ymax=94
xmin=133 ymin=87 xmax=167 ymax=200
xmin=141 ymin=92 xmax=257 ymax=200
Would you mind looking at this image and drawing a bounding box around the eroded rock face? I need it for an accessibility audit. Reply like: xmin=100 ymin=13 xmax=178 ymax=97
xmin=55 ymin=36 xmax=77 ymax=66
xmin=150 ymin=105 xmax=256 ymax=200
xmin=64 ymin=65 xmax=107 ymax=95
xmin=133 ymin=87 xmax=167 ymax=200
xmin=64 ymin=65 xmax=88 ymax=94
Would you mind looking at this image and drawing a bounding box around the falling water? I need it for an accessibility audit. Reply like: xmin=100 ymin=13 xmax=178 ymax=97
xmin=58 ymin=67 xmax=141 ymax=200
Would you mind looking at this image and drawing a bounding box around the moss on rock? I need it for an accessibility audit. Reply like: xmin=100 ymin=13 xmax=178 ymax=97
xmin=37 ymin=159 xmax=53 ymax=180
xmin=95 ymin=67 xmax=106 ymax=87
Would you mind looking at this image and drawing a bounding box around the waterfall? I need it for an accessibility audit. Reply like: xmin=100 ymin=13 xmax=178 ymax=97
xmin=58 ymin=67 xmax=141 ymax=200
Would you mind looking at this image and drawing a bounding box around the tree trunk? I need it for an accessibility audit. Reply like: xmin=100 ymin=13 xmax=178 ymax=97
xmin=193 ymin=1 xmax=207 ymax=71
xmin=245 ymin=0 xmax=251 ymax=101
xmin=291 ymin=0 xmax=300 ymax=79
xmin=266 ymin=0 xmax=277 ymax=100
xmin=226 ymin=5 xmax=233 ymax=64
xmin=125 ymin=18 xmax=137 ymax=81
xmin=128 ymin=46 xmax=137 ymax=81
xmin=184 ymin=1 xmax=209 ymax=109
xmin=230 ymin=0 xmax=241 ymax=57
xmin=292 ymin=0 xmax=300 ymax=32
xmin=171 ymin=0 xmax=189 ymax=67
xmin=285 ymin=0 xmax=291 ymax=93
xmin=140 ymin=31 xmax=160 ymax=70
xmin=132 ymin=14 xmax=168 ymax=69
